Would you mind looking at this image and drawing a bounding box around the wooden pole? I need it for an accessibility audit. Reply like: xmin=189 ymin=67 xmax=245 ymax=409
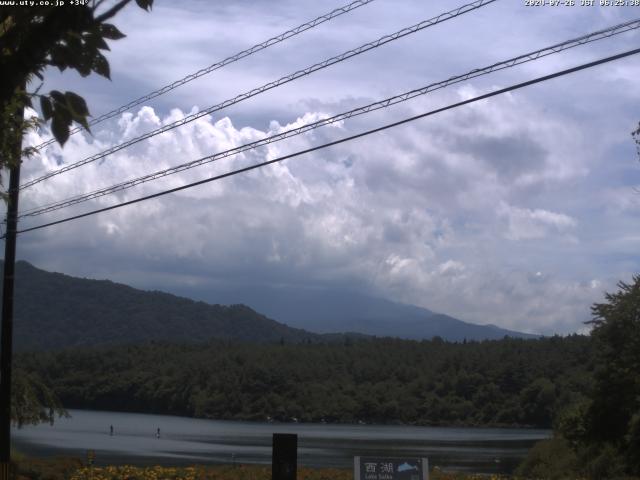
xmin=0 ymin=97 xmax=23 ymax=480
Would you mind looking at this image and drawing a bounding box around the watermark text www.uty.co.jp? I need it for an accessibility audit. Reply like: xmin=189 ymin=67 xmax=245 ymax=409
xmin=0 ymin=0 xmax=89 ymax=6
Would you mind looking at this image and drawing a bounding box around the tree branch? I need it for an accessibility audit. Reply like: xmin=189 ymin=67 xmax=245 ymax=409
xmin=95 ymin=0 xmax=132 ymax=23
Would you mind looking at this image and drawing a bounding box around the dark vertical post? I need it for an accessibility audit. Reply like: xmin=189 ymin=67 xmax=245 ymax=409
xmin=0 ymin=105 xmax=23 ymax=479
xmin=272 ymin=433 xmax=297 ymax=480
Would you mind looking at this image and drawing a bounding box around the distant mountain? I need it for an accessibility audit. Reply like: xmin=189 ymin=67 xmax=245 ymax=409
xmin=4 ymin=261 xmax=322 ymax=352
xmin=169 ymin=284 xmax=539 ymax=341
xmin=3 ymin=261 xmax=536 ymax=352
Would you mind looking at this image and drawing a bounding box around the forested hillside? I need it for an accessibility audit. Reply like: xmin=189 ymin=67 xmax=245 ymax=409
xmin=18 ymin=335 xmax=594 ymax=428
xmin=6 ymin=261 xmax=322 ymax=351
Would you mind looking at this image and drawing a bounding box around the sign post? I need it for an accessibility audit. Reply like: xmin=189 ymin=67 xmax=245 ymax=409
xmin=272 ymin=433 xmax=297 ymax=480
xmin=354 ymin=457 xmax=429 ymax=480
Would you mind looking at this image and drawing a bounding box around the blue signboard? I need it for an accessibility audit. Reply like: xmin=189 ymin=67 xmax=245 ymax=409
xmin=354 ymin=457 xmax=428 ymax=480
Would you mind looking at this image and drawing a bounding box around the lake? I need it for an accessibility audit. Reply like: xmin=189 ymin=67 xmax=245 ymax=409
xmin=12 ymin=409 xmax=550 ymax=474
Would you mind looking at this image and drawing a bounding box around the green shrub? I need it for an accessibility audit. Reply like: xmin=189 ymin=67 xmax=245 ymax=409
xmin=516 ymin=437 xmax=579 ymax=479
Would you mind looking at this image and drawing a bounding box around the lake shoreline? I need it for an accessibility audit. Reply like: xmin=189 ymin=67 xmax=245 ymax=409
xmin=12 ymin=409 xmax=550 ymax=475
xmin=54 ymin=406 xmax=550 ymax=430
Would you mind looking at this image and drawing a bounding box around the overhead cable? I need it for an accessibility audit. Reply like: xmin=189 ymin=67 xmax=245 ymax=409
xmin=31 ymin=0 xmax=378 ymax=151
xmin=19 ymin=17 xmax=640 ymax=218
xmin=20 ymin=0 xmax=498 ymax=190
xmin=11 ymin=46 xmax=640 ymax=237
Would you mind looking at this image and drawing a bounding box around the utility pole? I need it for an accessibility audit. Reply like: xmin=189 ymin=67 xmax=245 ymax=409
xmin=0 ymin=101 xmax=23 ymax=480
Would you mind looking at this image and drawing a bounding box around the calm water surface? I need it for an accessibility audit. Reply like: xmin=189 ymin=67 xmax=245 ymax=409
xmin=12 ymin=409 xmax=549 ymax=474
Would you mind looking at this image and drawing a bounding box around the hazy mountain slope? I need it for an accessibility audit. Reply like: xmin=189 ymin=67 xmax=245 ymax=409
xmin=5 ymin=261 xmax=320 ymax=351
xmin=172 ymin=284 xmax=538 ymax=341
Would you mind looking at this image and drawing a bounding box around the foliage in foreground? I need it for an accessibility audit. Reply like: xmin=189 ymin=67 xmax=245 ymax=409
xmin=520 ymin=276 xmax=640 ymax=478
xmin=67 ymin=465 xmax=350 ymax=480
xmin=11 ymin=458 xmax=510 ymax=480
xmin=583 ymin=276 xmax=640 ymax=475
xmin=10 ymin=367 xmax=67 ymax=427
xmin=1 ymin=0 xmax=152 ymax=430
xmin=515 ymin=438 xmax=579 ymax=480
xmin=0 ymin=0 xmax=153 ymax=172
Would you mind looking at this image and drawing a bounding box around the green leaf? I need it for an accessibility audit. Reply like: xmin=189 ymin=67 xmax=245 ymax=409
xmin=51 ymin=114 xmax=70 ymax=147
xmin=75 ymin=115 xmax=91 ymax=133
xmin=135 ymin=0 xmax=153 ymax=10
xmin=65 ymin=92 xmax=91 ymax=133
xmin=74 ymin=53 xmax=92 ymax=77
xmin=49 ymin=47 xmax=70 ymax=71
xmin=99 ymin=23 xmax=125 ymax=40
xmin=49 ymin=90 xmax=65 ymax=105
xmin=92 ymin=52 xmax=110 ymax=79
xmin=40 ymin=96 xmax=53 ymax=121
xmin=86 ymin=33 xmax=110 ymax=51
xmin=64 ymin=91 xmax=89 ymax=117
xmin=55 ymin=102 xmax=72 ymax=124
xmin=66 ymin=34 xmax=84 ymax=56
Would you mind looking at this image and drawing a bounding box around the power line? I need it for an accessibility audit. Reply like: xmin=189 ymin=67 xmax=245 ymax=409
xmin=31 ymin=0 xmax=377 ymax=152
xmin=11 ymin=46 xmax=640 ymax=237
xmin=20 ymin=0 xmax=498 ymax=190
xmin=19 ymin=17 xmax=640 ymax=218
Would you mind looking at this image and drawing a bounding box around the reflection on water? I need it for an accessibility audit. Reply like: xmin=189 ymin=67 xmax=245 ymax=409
xmin=12 ymin=409 xmax=549 ymax=474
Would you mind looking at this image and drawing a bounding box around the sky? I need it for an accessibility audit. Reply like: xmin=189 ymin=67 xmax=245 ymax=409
xmin=4 ymin=0 xmax=640 ymax=335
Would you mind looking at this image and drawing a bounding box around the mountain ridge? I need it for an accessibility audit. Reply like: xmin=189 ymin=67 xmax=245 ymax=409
xmin=171 ymin=283 xmax=538 ymax=341
xmin=3 ymin=260 xmax=535 ymax=351
xmin=5 ymin=260 xmax=322 ymax=351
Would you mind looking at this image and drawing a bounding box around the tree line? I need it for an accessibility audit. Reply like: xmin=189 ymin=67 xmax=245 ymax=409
xmin=517 ymin=276 xmax=640 ymax=478
xmin=17 ymin=335 xmax=593 ymax=429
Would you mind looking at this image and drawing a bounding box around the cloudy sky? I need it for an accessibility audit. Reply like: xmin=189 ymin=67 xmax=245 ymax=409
xmin=5 ymin=0 xmax=640 ymax=335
